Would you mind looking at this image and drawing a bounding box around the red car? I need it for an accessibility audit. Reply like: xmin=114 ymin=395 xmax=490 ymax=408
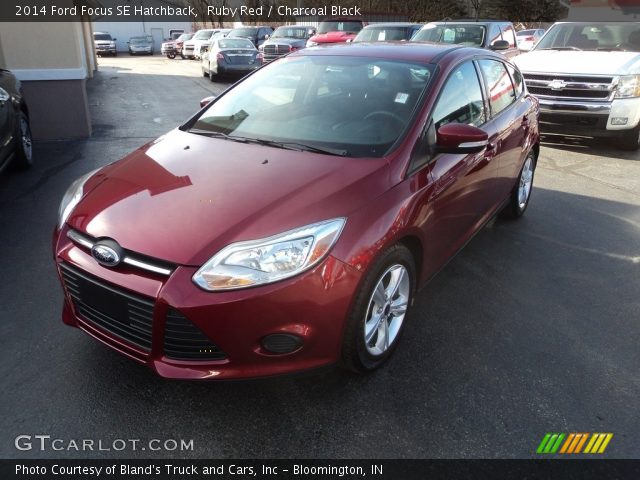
xmin=54 ymin=43 xmax=539 ymax=380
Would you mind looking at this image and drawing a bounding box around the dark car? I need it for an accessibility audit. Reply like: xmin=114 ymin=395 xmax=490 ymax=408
xmin=0 ymin=69 xmax=32 ymax=173
xmin=54 ymin=43 xmax=539 ymax=380
xmin=259 ymin=26 xmax=316 ymax=63
xmin=201 ymin=38 xmax=260 ymax=80
xmin=353 ymin=23 xmax=423 ymax=42
xmin=412 ymin=20 xmax=520 ymax=58
xmin=227 ymin=26 xmax=274 ymax=47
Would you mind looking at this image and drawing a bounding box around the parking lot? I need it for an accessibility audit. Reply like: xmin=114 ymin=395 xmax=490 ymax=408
xmin=1 ymin=54 xmax=639 ymax=459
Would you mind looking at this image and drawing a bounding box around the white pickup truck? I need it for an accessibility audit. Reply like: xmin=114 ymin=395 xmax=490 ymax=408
xmin=514 ymin=22 xmax=640 ymax=150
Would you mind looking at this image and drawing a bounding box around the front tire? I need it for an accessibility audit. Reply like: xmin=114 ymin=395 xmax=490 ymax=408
xmin=341 ymin=244 xmax=415 ymax=373
xmin=501 ymin=150 xmax=536 ymax=219
xmin=13 ymin=112 xmax=33 ymax=170
xmin=618 ymin=124 xmax=640 ymax=151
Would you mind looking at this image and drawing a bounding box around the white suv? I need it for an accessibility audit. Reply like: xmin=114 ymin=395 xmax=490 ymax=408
xmin=182 ymin=29 xmax=219 ymax=59
xmin=515 ymin=22 xmax=640 ymax=150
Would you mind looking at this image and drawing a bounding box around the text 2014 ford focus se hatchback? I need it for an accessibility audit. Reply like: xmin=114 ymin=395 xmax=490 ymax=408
xmin=54 ymin=43 xmax=539 ymax=379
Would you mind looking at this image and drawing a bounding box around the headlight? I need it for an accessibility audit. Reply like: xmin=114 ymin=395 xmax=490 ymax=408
xmin=57 ymin=169 xmax=99 ymax=229
xmin=615 ymin=75 xmax=640 ymax=98
xmin=193 ymin=218 xmax=346 ymax=291
xmin=306 ymin=40 xmax=318 ymax=47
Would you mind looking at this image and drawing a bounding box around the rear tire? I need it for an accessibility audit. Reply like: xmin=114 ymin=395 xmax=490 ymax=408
xmin=501 ymin=150 xmax=536 ymax=219
xmin=341 ymin=244 xmax=415 ymax=373
xmin=13 ymin=112 xmax=33 ymax=170
xmin=168 ymin=53 xmax=175 ymax=59
xmin=618 ymin=125 xmax=640 ymax=151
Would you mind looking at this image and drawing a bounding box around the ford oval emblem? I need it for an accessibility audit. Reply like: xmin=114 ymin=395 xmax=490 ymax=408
xmin=91 ymin=243 xmax=121 ymax=267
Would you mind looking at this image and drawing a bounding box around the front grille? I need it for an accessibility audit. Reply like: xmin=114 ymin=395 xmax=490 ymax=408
xmin=60 ymin=263 xmax=154 ymax=352
xmin=524 ymin=74 xmax=613 ymax=84
xmin=528 ymin=87 xmax=609 ymax=99
xmin=263 ymin=44 xmax=290 ymax=62
xmin=523 ymin=73 xmax=615 ymax=102
xmin=164 ymin=310 xmax=226 ymax=361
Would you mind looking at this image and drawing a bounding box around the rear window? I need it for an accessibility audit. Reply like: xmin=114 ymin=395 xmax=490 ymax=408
xmin=230 ymin=28 xmax=258 ymax=37
xmin=354 ymin=27 xmax=412 ymax=42
xmin=218 ymin=39 xmax=255 ymax=49
xmin=318 ymin=21 xmax=363 ymax=34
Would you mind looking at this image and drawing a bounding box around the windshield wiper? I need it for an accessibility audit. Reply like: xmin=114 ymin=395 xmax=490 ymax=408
xmin=189 ymin=131 xmax=350 ymax=156
xmin=248 ymin=138 xmax=350 ymax=157
xmin=189 ymin=129 xmax=249 ymax=143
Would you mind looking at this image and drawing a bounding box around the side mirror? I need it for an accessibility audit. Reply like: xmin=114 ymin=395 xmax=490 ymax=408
xmin=436 ymin=123 xmax=488 ymax=154
xmin=345 ymin=38 xmax=353 ymax=43
xmin=491 ymin=40 xmax=510 ymax=50
xmin=264 ymin=34 xmax=270 ymax=40
xmin=199 ymin=96 xmax=216 ymax=108
xmin=113 ymin=38 xmax=117 ymax=41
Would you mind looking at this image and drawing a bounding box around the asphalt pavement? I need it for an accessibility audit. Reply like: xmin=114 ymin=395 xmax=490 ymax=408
xmin=1 ymin=55 xmax=639 ymax=459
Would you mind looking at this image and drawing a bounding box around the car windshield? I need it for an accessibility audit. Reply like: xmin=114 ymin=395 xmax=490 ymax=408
xmin=94 ymin=34 xmax=112 ymax=41
xmin=218 ymin=39 xmax=254 ymax=49
xmin=318 ymin=21 xmax=363 ymax=34
xmin=272 ymin=27 xmax=309 ymax=39
xmin=535 ymin=23 xmax=640 ymax=51
xmin=178 ymin=33 xmax=193 ymax=41
xmin=194 ymin=30 xmax=214 ymax=40
xmin=187 ymin=55 xmax=434 ymax=158
xmin=354 ymin=26 xmax=412 ymax=42
xmin=412 ymin=24 xmax=486 ymax=47
xmin=517 ymin=30 xmax=537 ymax=36
xmin=130 ymin=38 xmax=149 ymax=45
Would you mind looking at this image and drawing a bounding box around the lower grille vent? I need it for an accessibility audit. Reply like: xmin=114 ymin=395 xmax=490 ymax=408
xmin=164 ymin=310 xmax=226 ymax=361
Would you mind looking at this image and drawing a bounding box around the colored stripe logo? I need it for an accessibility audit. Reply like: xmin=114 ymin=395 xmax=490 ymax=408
xmin=537 ymin=433 xmax=613 ymax=454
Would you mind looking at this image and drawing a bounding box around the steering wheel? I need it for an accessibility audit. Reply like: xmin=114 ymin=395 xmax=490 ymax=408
xmin=364 ymin=111 xmax=405 ymax=126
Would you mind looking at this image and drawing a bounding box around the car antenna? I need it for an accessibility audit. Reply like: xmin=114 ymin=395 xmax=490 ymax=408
xmin=437 ymin=17 xmax=450 ymax=43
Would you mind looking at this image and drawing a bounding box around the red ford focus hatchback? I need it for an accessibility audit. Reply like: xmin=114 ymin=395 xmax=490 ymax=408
xmin=54 ymin=43 xmax=539 ymax=380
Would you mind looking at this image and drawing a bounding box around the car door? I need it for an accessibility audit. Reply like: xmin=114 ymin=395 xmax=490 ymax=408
xmin=477 ymin=58 xmax=530 ymax=200
xmin=0 ymin=72 xmax=14 ymax=168
xmin=423 ymin=60 xmax=500 ymax=267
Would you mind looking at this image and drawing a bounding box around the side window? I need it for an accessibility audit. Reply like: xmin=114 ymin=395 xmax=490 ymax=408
xmin=432 ymin=61 xmax=486 ymax=130
xmin=502 ymin=25 xmax=517 ymax=47
xmin=487 ymin=24 xmax=502 ymax=47
xmin=478 ymin=59 xmax=516 ymax=116
xmin=506 ymin=63 xmax=524 ymax=98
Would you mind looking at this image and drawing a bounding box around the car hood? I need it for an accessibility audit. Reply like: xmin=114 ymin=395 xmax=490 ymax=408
xmin=515 ymin=50 xmax=640 ymax=75
xmin=69 ymin=129 xmax=389 ymax=266
xmin=162 ymin=41 xmax=175 ymax=47
xmin=310 ymin=31 xmax=357 ymax=44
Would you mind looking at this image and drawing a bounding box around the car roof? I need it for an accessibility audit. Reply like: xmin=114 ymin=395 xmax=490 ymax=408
xmin=291 ymin=42 xmax=490 ymax=64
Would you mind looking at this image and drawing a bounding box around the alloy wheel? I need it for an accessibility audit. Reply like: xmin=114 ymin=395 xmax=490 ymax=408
xmin=363 ymin=264 xmax=410 ymax=356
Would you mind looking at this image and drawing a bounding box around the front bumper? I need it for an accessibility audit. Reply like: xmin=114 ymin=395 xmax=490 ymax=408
xmin=53 ymin=226 xmax=361 ymax=380
xmin=538 ymin=97 xmax=640 ymax=136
